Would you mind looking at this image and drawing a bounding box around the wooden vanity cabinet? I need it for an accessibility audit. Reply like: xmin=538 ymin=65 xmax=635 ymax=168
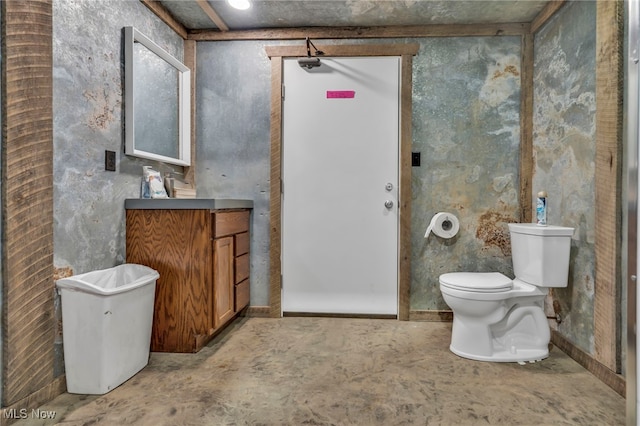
xmin=213 ymin=236 xmax=235 ymax=328
xmin=126 ymin=208 xmax=250 ymax=353
xmin=234 ymin=231 xmax=250 ymax=311
xmin=213 ymin=210 xmax=251 ymax=314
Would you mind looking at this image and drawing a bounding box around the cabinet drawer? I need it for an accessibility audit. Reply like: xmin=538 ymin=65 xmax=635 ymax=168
xmin=213 ymin=210 xmax=250 ymax=238
xmin=235 ymin=253 xmax=249 ymax=284
xmin=235 ymin=279 xmax=250 ymax=312
xmin=235 ymin=232 xmax=250 ymax=256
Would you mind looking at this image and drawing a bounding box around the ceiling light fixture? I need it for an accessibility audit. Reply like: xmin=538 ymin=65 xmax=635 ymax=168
xmin=228 ymin=0 xmax=251 ymax=10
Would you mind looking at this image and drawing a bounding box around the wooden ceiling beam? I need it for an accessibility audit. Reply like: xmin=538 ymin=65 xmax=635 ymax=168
xmin=530 ymin=0 xmax=566 ymax=34
xmin=140 ymin=0 xmax=188 ymax=39
xmin=195 ymin=0 xmax=229 ymax=32
xmin=188 ymin=22 xmax=530 ymax=41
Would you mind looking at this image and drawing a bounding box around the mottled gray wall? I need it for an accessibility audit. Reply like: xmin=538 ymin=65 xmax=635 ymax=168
xmin=411 ymin=37 xmax=521 ymax=310
xmin=196 ymin=41 xmax=273 ymax=306
xmin=533 ymin=0 xmax=596 ymax=354
xmin=53 ymin=0 xmax=183 ymax=276
xmin=195 ymin=37 xmax=522 ymax=308
xmin=49 ymin=1 xmax=601 ymax=359
xmin=51 ymin=0 xmax=523 ymax=341
xmin=52 ymin=0 xmax=183 ymax=375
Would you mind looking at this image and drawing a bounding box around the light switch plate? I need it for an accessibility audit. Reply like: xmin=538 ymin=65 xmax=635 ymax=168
xmin=105 ymin=150 xmax=116 ymax=171
xmin=412 ymin=152 xmax=421 ymax=167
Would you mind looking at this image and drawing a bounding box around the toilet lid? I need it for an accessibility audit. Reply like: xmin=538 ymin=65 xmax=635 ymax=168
xmin=440 ymin=272 xmax=513 ymax=293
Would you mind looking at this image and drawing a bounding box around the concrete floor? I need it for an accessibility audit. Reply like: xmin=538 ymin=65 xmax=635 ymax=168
xmin=13 ymin=317 xmax=625 ymax=425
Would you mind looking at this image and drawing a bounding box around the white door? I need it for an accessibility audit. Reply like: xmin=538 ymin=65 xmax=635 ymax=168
xmin=281 ymin=56 xmax=400 ymax=315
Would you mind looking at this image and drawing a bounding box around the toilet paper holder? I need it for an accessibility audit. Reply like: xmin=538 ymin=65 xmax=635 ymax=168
xmin=425 ymin=212 xmax=460 ymax=239
xmin=440 ymin=219 xmax=454 ymax=231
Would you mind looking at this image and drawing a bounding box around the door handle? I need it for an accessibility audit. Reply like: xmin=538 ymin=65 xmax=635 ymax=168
xmin=384 ymin=200 xmax=394 ymax=209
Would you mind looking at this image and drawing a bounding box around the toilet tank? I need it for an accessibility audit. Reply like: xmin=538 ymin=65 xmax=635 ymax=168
xmin=508 ymin=223 xmax=574 ymax=288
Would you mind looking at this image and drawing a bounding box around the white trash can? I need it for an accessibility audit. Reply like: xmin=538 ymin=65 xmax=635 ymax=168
xmin=56 ymin=264 xmax=159 ymax=394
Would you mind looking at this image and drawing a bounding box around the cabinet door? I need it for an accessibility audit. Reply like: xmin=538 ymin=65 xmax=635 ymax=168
xmin=213 ymin=236 xmax=235 ymax=328
xmin=126 ymin=209 xmax=212 ymax=352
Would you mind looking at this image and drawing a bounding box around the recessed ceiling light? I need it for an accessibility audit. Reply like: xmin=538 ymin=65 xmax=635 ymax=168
xmin=228 ymin=0 xmax=251 ymax=10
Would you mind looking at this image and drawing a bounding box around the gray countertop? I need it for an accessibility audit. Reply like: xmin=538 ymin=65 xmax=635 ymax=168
xmin=125 ymin=198 xmax=253 ymax=210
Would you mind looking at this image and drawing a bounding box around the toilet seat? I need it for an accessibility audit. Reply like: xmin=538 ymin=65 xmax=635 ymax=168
xmin=439 ymin=272 xmax=513 ymax=293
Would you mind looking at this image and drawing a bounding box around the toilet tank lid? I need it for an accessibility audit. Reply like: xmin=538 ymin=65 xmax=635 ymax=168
xmin=439 ymin=272 xmax=513 ymax=292
xmin=508 ymin=223 xmax=574 ymax=236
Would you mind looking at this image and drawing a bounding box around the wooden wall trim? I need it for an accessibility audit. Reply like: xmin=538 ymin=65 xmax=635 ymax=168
xmin=409 ymin=310 xmax=454 ymax=322
xmin=268 ymin=47 xmax=415 ymax=319
xmin=1 ymin=0 xmax=56 ymax=407
xmin=398 ymin=54 xmax=413 ymax=321
xmin=190 ymin=23 xmax=529 ymax=41
xmin=519 ymin=33 xmax=534 ymax=223
xmin=265 ymin=43 xmax=419 ymax=59
xmin=594 ymin=0 xmax=624 ymax=373
xmin=551 ymin=330 xmax=625 ymax=397
xmin=268 ymin=57 xmax=283 ymax=318
xmin=531 ymin=1 xmax=567 ymax=34
xmin=140 ymin=0 xmax=188 ymax=39
xmin=244 ymin=306 xmax=271 ymax=318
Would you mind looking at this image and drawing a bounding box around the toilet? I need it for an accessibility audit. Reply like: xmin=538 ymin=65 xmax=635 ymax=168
xmin=439 ymin=223 xmax=574 ymax=363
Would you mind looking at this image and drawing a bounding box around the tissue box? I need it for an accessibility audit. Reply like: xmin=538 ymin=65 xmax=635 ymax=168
xmin=173 ymin=187 xmax=197 ymax=199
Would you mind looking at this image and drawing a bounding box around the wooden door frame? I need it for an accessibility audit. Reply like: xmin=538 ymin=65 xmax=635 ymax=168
xmin=265 ymin=43 xmax=419 ymax=319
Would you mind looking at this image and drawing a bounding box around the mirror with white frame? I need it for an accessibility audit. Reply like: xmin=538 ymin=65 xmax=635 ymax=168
xmin=124 ymin=26 xmax=191 ymax=166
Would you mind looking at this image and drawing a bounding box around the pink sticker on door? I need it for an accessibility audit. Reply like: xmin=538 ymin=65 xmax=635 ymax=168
xmin=326 ymin=90 xmax=356 ymax=99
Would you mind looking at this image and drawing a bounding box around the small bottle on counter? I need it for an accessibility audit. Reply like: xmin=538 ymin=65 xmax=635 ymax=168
xmin=141 ymin=166 xmax=151 ymax=199
xmin=536 ymin=191 xmax=547 ymax=226
xmin=164 ymin=172 xmax=174 ymax=198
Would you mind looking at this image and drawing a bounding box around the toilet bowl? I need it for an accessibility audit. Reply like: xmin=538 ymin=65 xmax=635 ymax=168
xmin=439 ymin=223 xmax=574 ymax=363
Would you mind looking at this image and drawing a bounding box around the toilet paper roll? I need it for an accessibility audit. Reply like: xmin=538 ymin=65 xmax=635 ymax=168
xmin=424 ymin=212 xmax=460 ymax=239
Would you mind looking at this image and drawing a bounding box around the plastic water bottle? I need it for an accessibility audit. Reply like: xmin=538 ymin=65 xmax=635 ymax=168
xmin=536 ymin=191 xmax=547 ymax=226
